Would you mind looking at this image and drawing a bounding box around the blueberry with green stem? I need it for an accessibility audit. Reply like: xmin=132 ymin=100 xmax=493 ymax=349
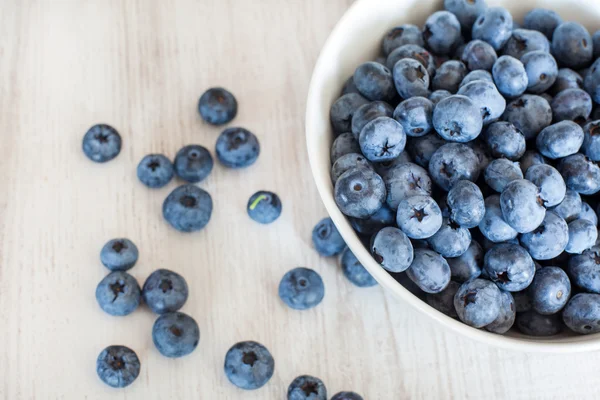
xmin=246 ymin=191 xmax=282 ymax=224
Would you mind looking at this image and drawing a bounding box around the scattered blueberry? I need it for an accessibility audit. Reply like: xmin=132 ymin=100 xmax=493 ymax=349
xmin=484 ymin=243 xmax=536 ymax=292
xmin=287 ymin=375 xmax=327 ymax=400
xmin=142 ymin=269 xmax=189 ymax=314
xmin=406 ymin=248 xmax=451 ymax=294
xmin=396 ymin=195 xmax=443 ymax=239
xmin=562 ymin=293 xmax=600 ymax=334
xmin=95 ymin=271 xmax=141 ymax=316
xmin=198 ymin=88 xmax=237 ymax=125
xmin=96 ymin=345 xmax=140 ymax=388
xmin=341 ymin=248 xmax=377 ymax=287
xmin=454 ymin=278 xmax=502 ymax=328
xmin=174 ymin=145 xmax=213 ymax=183
xmin=224 ymin=341 xmax=274 ymax=390
xmin=484 ymin=158 xmax=523 ymax=193
xmin=566 ymin=218 xmax=598 ymax=254
xmin=100 ymin=238 xmax=139 ymax=271
xmin=162 ymin=184 xmax=213 ymax=232
xmin=247 ymin=191 xmax=282 ymax=224
xmin=152 ymin=311 xmax=199 ymax=358
xmin=520 ymin=211 xmax=569 ymax=260
xmin=82 ymin=124 xmax=122 ymax=163
xmin=334 ymin=167 xmax=386 ymax=219
xmin=371 ymin=227 xmax=414 ymax=272
xmin=278 ymin=267 xmax=325 ymax=310
xmin=137 ymin=154 xmax=174 ymax=188
xmin=312 ymin=218 xmax=346 ymax=256
xmin=215 ymin=127 xmax=260 ymax=168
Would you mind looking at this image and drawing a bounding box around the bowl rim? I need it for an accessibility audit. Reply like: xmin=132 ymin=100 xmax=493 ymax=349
xmin=305 ymin=0 xmax=600 ymax=353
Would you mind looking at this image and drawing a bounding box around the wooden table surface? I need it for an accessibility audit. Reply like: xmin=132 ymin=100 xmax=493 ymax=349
xmin=1 ymin=0 xmax=600 ymax=399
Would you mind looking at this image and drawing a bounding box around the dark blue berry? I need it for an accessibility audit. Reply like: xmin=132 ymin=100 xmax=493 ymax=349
xmin=471 ymin=7 xmax=513 ymax=51
xmin=96 ymin=345 xmax=140 ymax=388
xmin=461 ymin=40 xmax=497 ymax=71
xmin=446 ymin=180 xmax=484 ymax=228
xmin=198 ymin=87 xmax=237 ymax=125
xmin=562 ymin=293 xmax=600 ymax=334
xmin=433 ymin=95 xmax=483 ymax=142
xmin=492 ymin=55 xmax=528 ymax=98
xmin=331 ymin=132 xmax=361 ymax=163
xmin=485 ymin=290 xmax=516 ymax=334
xmin=528 ymin=266 xmax=571 ymax=315
xmin=484 ymin=243 xmax=535 ymax=291
xmin=95 ymin=271 xmax=141 ymax=316
xmin=516 ymin=310 xmax=562 ymax=336
xmin=312 ymin=217 xmax=346 ymax=256
xmin=454 ymin=278 xmax=502 ymax=328
xmin=287 ymin=375 xmax=327 ymax=400
xmin=162 ymin=184 xmax=213 ymax=232
xmin=520 ymin=211 xmax=568 ymax=260
xmin=426 ymin=280 xmax=460 ymax=318
xmin=174 ymin=145 xmax=213 ymax=183
xmin=568 ymin=247 xmax=600 ymax=293
xmin=448 ymin=240 xmax=483 ymax=282
xmin=152 ymin=312 xmax=199 ymax=358
xmin=393 ymin=97 xmax=434 ymax=137
xmin=215 ymin=127 xmax=260 ymax=168
xmin=353 ymin=62 xmax=396 ymax=102
xmin=358 ymin=117 xmax=407 ymax=162
xmin=551 ymin=22 xmax=593 ymax=70
xmin=371 ymin=227 xmax=414 ymax=272
xmin=503 ymin=29 xmax=550 ymax=60
xmin=423 ymin=11 xmax=462 ymax=55
xmin=525 ymin=164 xmax=566 ymax=207
xmin=523 ymin=8 xmax=562 ymax=39
xmin=224 ymin=341 xmax=274 ymax=390
xmin=482 ymin=121 xmax=526 ymax=161
xmin=484 ymin=158 xmax=523 ymax=193
xmin=137 ymin=154 xmax=174 ymax=188
xmin=330 ymin=93 xmax=369 ymax=134
xmin=100 ymin=238 xmax=139 ymax=271
xmin=334 ymin=167 xmax=386 ymax=219
xmin=382 ymin=24 xmax=424 ymax=55
xmin=82 ymin=124 xmax=122 ymax=163
xmin=479 ymin=195 xmax=518 ymax=243
xmin=278 ymin=267 xmax=325 ymax=310
xmin=341 ymin=248 xmax=377 ymax=288
xmin=428 ymin=143 xmax=480 ymax=191
xmin=142 ymin=269 xmax=189 ymax=314
xmin=406 ymin=248 xmax=451 ymax=294
xmin=392 ymin=58 xmax=430 ymax=99
xmin=502 ymin=95 xmax=552 ymax=140
xmin=396 ymin=195 xmax=443 ymax=239
xmin=351 ymin=101 xmax=394 ymax=139
xmin=247 ymin=191 xmax=282 ymax=224
xmin=566 ymin=218 xmax=598 ymax=254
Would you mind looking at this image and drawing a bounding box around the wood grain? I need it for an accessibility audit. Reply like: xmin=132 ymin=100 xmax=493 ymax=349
xmin=0 ymin=0 xmax=600 ymax=399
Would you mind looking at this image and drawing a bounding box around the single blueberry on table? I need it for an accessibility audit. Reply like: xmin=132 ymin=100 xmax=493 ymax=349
xmin=406 ymin=248 xmax=451 ymax=294
xmin=523 ymin=8 xmax=562 ymax=39
xmin=579 ymin=202 xmax=598 ymax=225
xmin=479 ymin=195 xmax=518 ymax=243
xmin=426 ymin=280 xmax=460 ymax=318
xmin=331 ymin=133 xmax=361 ymax=164
xmin=350 ymin=204 xmax=395 ymax=236
xmin=331 ymin=391 xmax=364 ymax=400
xmin=312 ymin=217 xmax=346 ymax=257
xmin=422 ymin=11 xmax=462 ymax=55
xmin=392 ymin=58 xmax=430 ymax=99
xmin=137 ymin=154 xmax=174 ymax=188
xmin=247 ymin=191 xmax=282 ymax=224
xmin=484 ymin=159 xmax=523 ymax=193
xmin=383 ymin=162 xmax=432 ymax=210
xmin=162 ymin=184 xmax=213 ymax=232
xmin=393 ymin=97 xmax=433 ymax=137
xmin=552 ymin=68 xmax=584 ymax=95
xmin=370 ymin=227 xmax=414 ymax=273
xmin=521 ymin=50 xmax=558 ymax=94
xmin=216 ymin=127 xmax=260 ymax=168
xmin=100 ymin=238 xmax=138 ymax=271
xmin=454 ymin=279 xmax=502 ymax=328
xmin=174 ymin=145 xmax=213 ymax=183
xmin=330 ymin=93 xmax=369 ymax=134
xmin=550 ymin=190 xmax=582 ymax=223
xmin=558 ymin=153 xmax=600 ymax=195
xmin=224 ymin=341 xmax=274 ymax=390
xmin=82 ymin=124 xmax=122 ymax=163
xmin=353 ymin=62 xmax=396 ymax=102
xmin=566 ymin=218 xmax=598 ymax=254
xmin=95 ymin=271 xmax=141 ymax=316
xmin=582 ymin=120 xmax=600 ymax=161
xmin=429 ymin=90 xmax=452 ymax=105
xmin=516 ymin=310 xmax=562 ymax=336
xmin=482 ymin=121 xmax=526 ymax=161
xmin=396 ymin=195 xmax=443 ymax=239
xmin=444 ymin=0 xmax=486 ymax=32
xmin=562 ymin=293 xmax=600 ymax=334
xmin=334 ymin=167 xmax=386 ymax=219
xmin=351 ymin=101 xmax=394 ymax=140
xmin=485 ymin=290 xmax=516 ymax=334
xmin=528 ymin=266 xmax=571 ymax=315
xmin=432 ymin=95 xmax=483 ymax=143
xmin=359 ymin=117 xmax=407 ymax=162
xmin=341 ymin=248 xmax=377 ymax=288
xmin=96 ymin=345 xmax=140 ymax=388
xmin=503 ymin=29 xmax=550 ymax=60
xmin=551 ymin=22 xmax=593 ymax=70
xmin=461 ymin=40 xmax=497 ymax=72
xmin=446 ymin=180 xmax=484 ymax=228
xmin=551 ymin=88 xmax=592 ymax=123
xmin=448 ymin=240 xmax=483 ymax=282
xmin=152 ymin=311 xmax=199 ymax=358
xmin=456 ymin=79 xmax=505 ymax=125
xmin=278 ymin=267 xmax=325 ymax=310
xmin=382 ymin=24 xmax=424 ymax=56
xmin=331 ymin=153 xmax=373 ymax=183
xmin=460 ymin=70 xmax=493 ymax=88
xmin=484 ymin=243 xmax=535 ymax=292
xmin=492 ymin=56 xmax=528 ymax=98
xmin=520 ymin=211 xmax=568 ymax=260
xmin=386 ymin=44 xmax=436 ymax=76
xmin=407 ymin=133 xmax=447 ymax=168
xmin=502 ymin=95 xmax=552 ymax=140
xmin=142 ymin=269 xmax=188 ymax=314
xmin=471 ymin=7 xmax=513 ymax=51
xmin=432 ymin=60 xmax=467 ymax=93
xmin=500 ymin=179 xmax=546 ymax=234
xmin=428 ymin=143 xmax=480 ymax=191
xmin=428 ymin=218 xmax=471 ymax=258
xmin=519 ymin=151 xmax=546 ymax=175
xmin=525 ymin=164 xmax=566 ymax=208
xmin=198 ymin=87 xmax=237 ymax=125
xmin=288 ymin=375 xmax=327 ymax=400
xmin=568 ymin=247 xmax=600 ymax=293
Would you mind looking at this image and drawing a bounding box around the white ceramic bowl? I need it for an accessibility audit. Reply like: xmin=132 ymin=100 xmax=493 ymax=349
xmin=306 ymin=0 xmax=600 ymax=352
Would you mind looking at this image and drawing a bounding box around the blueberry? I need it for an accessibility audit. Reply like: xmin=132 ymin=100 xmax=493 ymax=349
xmin=152 ymin=312 xmax=199 ymax=358
xmin=334 ymin=167 xmax=386 ymax=218
xmin=460 ymin=70 xmax=493 ymax=88
xmin=406 ymin=248 xmax=451 ymax=293
xmin=485 ymin=290 xmax=516 ymax=334
xmin=359 ymin=117 xmax=407 ymax=162
xmin=520 ymin=211 xmax=568 ymax=260
xmin=502 ymin=95 xmax=552 ymax=140
xmin=224 ymin=341 xmax=274 ymax=390
xmin=215 ymin=127 xmax=260 ymax=168
xmin=527 ymin=266 xmax=571 ymax=315
xmin=331 ymin=391 xmax=364 ymax=400
xmin=330 ymin=93 xmax=369 ymax=134
xmin=392 ymin=58 xmax=430 ymax=99
xmin=429 ymin=90 xmax=452 ymax=105
xmin=396 ymin=195 xmax=443 ymax=239
xmin=551 ymin=88 xmax=592 ymax=123
xmin=579 ymin=202 xmax=598 ymax=225
xmin=386 ymin=44 xmax=436 ymax=77
xmin=82 ymin=124 xmax=122 ymax=163
xmin=407 ymin=133 xmax=447 ymax=168
xmin=426 ymin=280 xmax=460 ymax=318
xmin=373 ymin=152 xmax=413 ymax=178
xmin=174 ymin=145 xmax=213 ymax=183
xmin=428 ymin=218 xmax=471 ymax=257
xmin=454 ymin=278 xmax=502 ymax=328
xmin=341 ymin=248 xmax=377 ymax=287
xmin=562 ymin=293 xmax=600 ymax=334
xmin=136 ymin=154 xmax=174 ymax=188
xmin=482 ymin=122 xmax=525 ymax=161
xmin=471 ymin=7 xmax=513 ymax=51
xmin=162 ymin=184 xmax=213 ymax=232
xmin=392 ymin=270 xmax=426 ymax=300
xmin=484 ymin=159 xmax=523 ymax=193
xmin=422 ymin=11 xmax=462 ymax=55
xmin=429 ymin=143 xmax=480 ymax=191
xmin=519 ymin=151 xmax=547 ymax=175
xmin=393 ymin=97 xmax=433 ymax=137
xmin=584 ymin=59 xmax=600 ymax=104
xmin=310 ymin=218 xmax=345 ymax=257
xmin=566 ymin=218 xmax=598 ymax=254
xmin=552 ymin=68 xmax=584 ymax=95
xmin=287 ymin=375 xmax=327 ymax=400
xmin=582 ymin=120 xmax=600 ymax=161
xmin=382 ymin=24 xmax=424 ymax=55
xmin=331 ymin=154 xmax=373 ymax=184
xmin=433 ymin=95 xmax=483 ymax=142
xmin=96 ymin=345 xmax=140 ymax=388
xmin=331 ymin=133 xmax=361 ymax=164
xmin=536 ymin=121 xmax=584 ymax=160
xmin=341 ymin=76 xmax=359 ymax=96
xmin=444 ymin=0 xmax=486 ymax=31
xmin=558 ymin=153 xmax=600 ymax=195
xmin=370 ymin=227 xmax=414 ymax=272
xmin=457 ymin=79 xmax=506 ymax=125
xmin=461 ymin=40 xmax=497 ymax=71
xmin=500 ymin=179 xmax=546 ymax=234
xmin=349 ymin=204 xmax=395 ymax=236
xmin=432 ymin=61 xmax=467 ymax=93
xmin=523 ymin=8 xmax=562 ymax=39
xmin=353 ymin=62 xmax=396 ymax=102
xmin=246 ymin=191 xmax=282 ymax=224
xmin=550 ymin=189 xmax=582 ymax=222
xmin=479 ymin=195 xmax=518 ymax=242
xmin=492 ymin=56 xmax=528 ymax=98
xmin=502 ymin=29 xmax=550 ymax=60
xmin=95 ymin=271 xmax=141 ymax=316
xmin=551 ymin=22 xmax=593 ymax=70
xmin=568 ymin=247 xmax=600 ymax=293
xmin=446 ymin=180 xmax=484 ymax=228
xmin=594 ymin=30 xmax=600 ymax=59
xmin=467 ymin=139 xmax=492 ymax=172
xmin=513 ymin=290 xmax=533 ymax=313
xmin=484 ymin=243 xmax=535 ymax=291
xmin=448 ymin=240 xmax=483 ymax=282
xmin=525 ymin=164 xmax=566 ymax=207
xmin=383 ymin=162 xmax=432 ymax=210
xmin=100 ymin=238 xmax=138 ymax=271
xmin=351 ymin=101 xmax=394 ymax=140
xmin=521 ymin=51 xmax=558 ymax=94
xmin=142 ymin=269 xmax=188 ymax=314
xmin=278 ymin=267 xmax=325 ymax=310
xmin=516 ymin=310 xmax=562 ymax=336
xmin=198 ymin=88 xmax=237 ymax=125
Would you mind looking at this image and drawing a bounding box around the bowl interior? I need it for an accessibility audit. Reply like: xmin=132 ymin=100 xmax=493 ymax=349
xmin=306 ymin=0 xmax=600 ymax=351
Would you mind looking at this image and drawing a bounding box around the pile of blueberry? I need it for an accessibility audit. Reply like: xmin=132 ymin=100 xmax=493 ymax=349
xmin=330 ymin=1 xmax=600 ymax=337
